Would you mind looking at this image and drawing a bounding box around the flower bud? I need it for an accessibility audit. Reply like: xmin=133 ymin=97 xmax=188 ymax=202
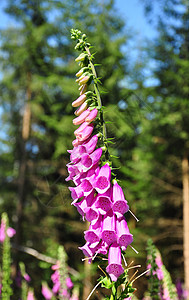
xmin=79 ymin=75 xmax=90 ymax=85
xmin=75 ymin=53 xmax=87 ymax=62
xmin=76 ymin=69 xmax=84 ymax=77
xmin=72 ymin=94 xmax=87 ymax=107
xmin=74 ymin=101 xmax=88 ymax=116
xmin=79 ymin=84 xmax=87 ymax=95
xmin=73 ymin=109 xmax=90 ymax=125
xmin=85 ymin=108 xmax=98 ymax=122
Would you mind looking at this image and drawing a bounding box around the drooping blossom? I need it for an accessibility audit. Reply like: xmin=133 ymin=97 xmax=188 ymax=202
xmin=27 ymin=290 xmax=35 ymax=300
xmin=41 ymin=283 xmax=53 ymax=300
xmin=106 ymin=242 xmax=124 ymax=281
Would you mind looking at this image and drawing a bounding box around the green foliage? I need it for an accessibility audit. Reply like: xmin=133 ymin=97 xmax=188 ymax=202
xmin=146 ymin=239 xmax=160 ymax=299
xmin=145 ymin=239 xmax=179 ymax=300
xmin=1 ymin=213 xmax=12 ymax=300
xmin=98 ymin=269 xmax=136 ymax=300
xmin=19 ymin=262 xmax=28 ymax=300
xmin=57 ymin=245 xmax=69 ymax=300
xmin=0 ymin=0 xmax=130 ymax=296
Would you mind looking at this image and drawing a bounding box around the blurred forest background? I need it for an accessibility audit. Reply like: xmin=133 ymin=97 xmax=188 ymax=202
xmin=0 ymin=0 xmax=189 ymax=299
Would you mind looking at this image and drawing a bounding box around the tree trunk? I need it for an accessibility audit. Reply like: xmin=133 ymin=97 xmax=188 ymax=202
xmin=15 ymin=72 xmax=31 ymax=247
xmin=182 ymin=154 xmax=189 ymax=291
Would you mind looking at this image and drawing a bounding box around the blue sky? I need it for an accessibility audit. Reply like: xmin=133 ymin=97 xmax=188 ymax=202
xmin=0 ymin=0 xmax=157 ymax=39
xmin=115 ymin=0 xmax=156 ymax=39
xmin=0 ymin=0 xmax=158 ymax=88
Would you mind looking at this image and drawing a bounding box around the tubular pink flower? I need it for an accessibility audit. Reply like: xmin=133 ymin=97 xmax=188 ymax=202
xmin=95 ymin=240 xmax=109 ymax=255
xmin=7 ymin=227 xmax=16 ymax=238
xmin=77 ymin=148 xmax=102 ymax=173
xmin=70 ymin=145 xmax=86 ymax=164
xmin=72 ymin=138 xmax=83 ymax=147
xmin=76 ymin=124 xmax=94 ymax=142
xmin=116 ymin=217 xmax=133 ymax=248
xmin=65 ymin=165 xmax=80 ymax=182
xmin=83 ymin=135 xmax=98 ymax=153
xmin=72 ymin=94 xmax=87 ymax=107
xmin=85 ymin=200 xmax=99 ymax=222
xmin=73 ymin=198 xmax=88 ymax=218
xmin=73 ymin=109 xmax=90 ymax=125
xmin=101 ymin=211 xmax=117 ymax=245
xmin=93 ymin=164 xmax=111 ymax=194
xmin=0 ymin=220 xmax=6 ymax=242
xmin=69 ymin=135 xmax=98 ymax=164
xmin=52 ymin=281 xmax=61 ymax=294
xmin=106 ymin=242 xmax=124 ymax=281
xmin=69 ymin=187 xmax=83 ymax=203
xmin=70 ymin=177 xmax=95 ymax=204
xmin=66 ymin=277 xmax=74 ymax=289
xmin=85 ymin=108 xmax=98 ymax=122
xmin=23 ymin=273 xmax=31 ymax=282
xmin=74 ymin=121 xmax=89 ymax=136
xmin=84 ymin=226 xmax=101 ymax=244
xmin=112 ymin=181 xmax=129 ymax=217
xmin=95 ymin=188 xmax=112 ymax=214
xmin=74 ymin=101 xmax=88 ymax=116
xmin=51 ymin=263 xmax=59 ymax=271
xmin=27 ymin=290 xmax=35 ymax=300
xmin=41 ymin=283 xmax=53 ymax=300
xmin=79 ymin=242 xmax=95 ymax=263
xmin=84 ymin=216 xmax=102 ymax=243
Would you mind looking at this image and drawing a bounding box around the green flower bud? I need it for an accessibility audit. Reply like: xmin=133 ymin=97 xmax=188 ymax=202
xmin=75 ymin=53 xmax=87 ymax=62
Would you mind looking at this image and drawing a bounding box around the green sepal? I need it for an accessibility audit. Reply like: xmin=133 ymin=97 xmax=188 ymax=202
xmin=99 ymin=276 xmax=113 ymax=289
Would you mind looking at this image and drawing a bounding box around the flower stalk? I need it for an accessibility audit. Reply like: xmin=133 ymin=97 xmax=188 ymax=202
xmin=69 ymin=29 xmax=138 ymax=299
xmin=1 ymin=213 xmax=13 ymax=300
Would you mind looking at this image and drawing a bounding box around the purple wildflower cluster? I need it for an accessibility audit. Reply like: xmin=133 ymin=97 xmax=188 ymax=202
xmin=0 ymin=218 xmax=16 ymax=243
xmin=147 ymin=252 xmax=164 ymax=282
xmin=42 ymin=262 xmax=76 ymax=300
xmin=176 ymin=280 xmax=189 ymax=300
xmin=66 ymin=66 xmax=133 ymax=281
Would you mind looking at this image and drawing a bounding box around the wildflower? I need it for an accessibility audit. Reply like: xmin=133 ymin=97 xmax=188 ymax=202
xmin=7 ymin=227 xmax=16 ymax=238
xmin=106 ymin=242 xmax=124 ymax=281
xmin=23 ymin=273 xmax=31 ymax=282
xmin=66 ymin=277 xmax=74 ymax=289
xmin=68 ymin=29 xmax=135 ymax=286
xmin=74 ymin=101 xmax=88 ymax=116
xmin=0 ymin=220 xmax=6 ymax=242
xmin=93 ymin=164 xmax=111 ymax=194
xmin=112 ymin=181 xmax=129 ymax=217
xmin=72 ymin=94 xmax=87 ymax=107
xmin=85 ymin=108 xmax=98 ymax=122
xmin=0 ymin=218 xmax=16 ymax=243
xmin=176 ymin=280 xmax=189 ymax=300
xmin=79 ymin=75 xmax=90 ymax=85
xmin=41 ymin=283 xmax=53 ymax=300
xmin=74 ymin=123 xmax=94 ymax=142
xmin=73 ymin=109 xmax=90 ymax=125
xmin=27 ymin=290 xmax=35 ymax=300
xmin=101 ymin=211 xmax=117 ymax=245
xmin=116 ymin=217 xmax=133 ymax=248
